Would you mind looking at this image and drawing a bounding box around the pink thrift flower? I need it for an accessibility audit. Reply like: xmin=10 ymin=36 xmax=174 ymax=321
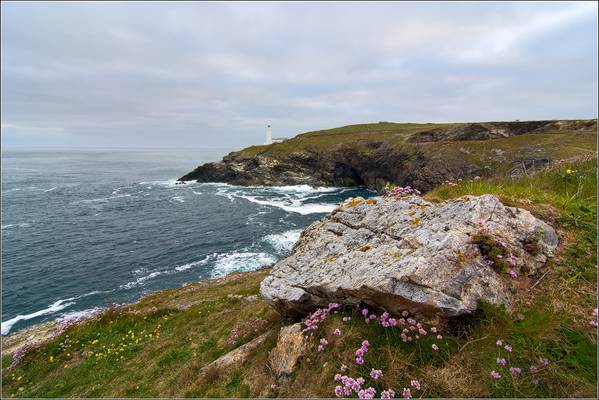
xmin=389 ymin=318 xmax=398 ymax=327
xmin=507 ymin=254 xmax=517 ymax=267
xmin=402 ymin=387 xmax=412 ymax=398
xmin=410 ymin=379 xmax=421 ymax=390
xmin=532 ymin=379 xmax=540 ymax=385
xmin=362 ymin=340 xmax=370 ymax=348
xmin=504 ymin=344 xmax=512 ymax=352
xmin=430 ymin=327 xmax=437 ymax=333
xmin=358 ymin=387 xmax=376 ymax=399
xmin=369 ymin=314 xmax=377 ymax=321
xmin=342 ymin=316 xmax=351 ymax=322
xmin=333 ymin=328 xmax=341 ymax=336
xmin=418 ymin=328 xmax=427 ymax=335
xmin=490 ymin=370 xmax=501 ymax=379
xmin=402 ymin=310 xmax=409 ymax=317
xmin=436 ymin=334 xmax=443 ymax=340
xmin=381 ymin=388 xmax=396 ymax=399
xmin=593 ymin=308 xmax=598 ymax=317
xmin=432 ymin=343 xmax=439 ymax=350
xmin=497 ymin=358 xmax=507 ymax=366
xmin=591 ymin=320 xmax=598 ymax=327
xmin=362 ymin=308 xmax=369 ymax=317
xmin=356 ymin=356 xmax=364 ymax=365
xmin=530 ymin=365 xmax=539 ymax=373
xmin=340 ymin=364 xmax=348 ymax=372
xmin=496 ymin=339 xmax=503 ymax=346
xmin=540 ymin=357 xmax=550 ymax=366
xmin=334 ymin=385 xmax=344 ymax=397
xmin=369 ymin=369 xmax=383 ymax=380
xmin=508 ymin=269 xmax=518 ymax=279
xmin=335 ymin=373 xmax=342 ymax=381
xmin=509 ymin=367 xmax=521 ymax=377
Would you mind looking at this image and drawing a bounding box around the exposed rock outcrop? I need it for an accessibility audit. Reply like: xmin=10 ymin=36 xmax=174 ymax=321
xmin=260 ymin=195 xmax=558 ymax=317
xmin=178 ymin=119 xmax=596 ymax=192
xmin=268 ymin=323 xmax=308 ymax=381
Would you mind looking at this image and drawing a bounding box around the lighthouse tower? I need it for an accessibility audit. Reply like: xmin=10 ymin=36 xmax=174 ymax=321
xmin=265 ymin=124 xmax=272 ymax=145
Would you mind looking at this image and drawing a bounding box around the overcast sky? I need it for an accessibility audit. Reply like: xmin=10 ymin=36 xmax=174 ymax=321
xmin=1 ymin=1 xmax=597 ymax=149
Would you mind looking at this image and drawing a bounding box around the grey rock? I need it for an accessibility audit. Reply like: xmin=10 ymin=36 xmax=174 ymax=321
xmin=260 ymin=195 xmax=558 ymax=317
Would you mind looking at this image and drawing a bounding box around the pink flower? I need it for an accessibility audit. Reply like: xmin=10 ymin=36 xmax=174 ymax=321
xmin=410 ymin=379 xmax=421 ymax=390
xmin=335 ymin=373 xmax=342 ymax=381
xmin=497 ymin=358 xmax=507 ymax=366
xmin=591 ymin=320 xmax=598 ymax=327
xmin=389 ymin=318 xmax=398 ymax=327
xmin=530 ymin=365 xmax=539 ymax=373
xmin=490 ymin=370 xmax=501 ymax=379
xmin=508 ymin=269 xmax=518 ymax=279
xmin=593 ymin=308 xmax=598 ymax=317
xmin=334 ymin=385 xmax=344 ymax=398
xmin=532 ymin=379 xmax=540 ymax=385
xmin=362 ymin=340 xmax=370 ymax=348
xmin=509 ymin=367 xmax=521 ymax=377
xmin=496 ymin=340 xmax=503 ymax=346
xmin=402 ymin=387 xmax=412 ymax=398
xmin=369 ymin=314 xmax=377 ymax=321
xmin=358 ymin=387 xmax=376 ymax=399
xmin=340 ymin=364 xmax=348 ymax=372
xmin=356 ymin=356 xmax=364 ymax=365
xmin=430 ymin=327 xmax=437 ymax=333
xmin=362 ymin=308 xmax=369 ymax=317
xmin=342 ymin=316 xmax=351 ymax=322
xmin=381 ymin=388 xmax=396 ymax=399
xmin=436 ymin=334 xmax=443 ymax=340
xmin=507 ymin=254 xmax=517 ymax=267
xmin=402 ymin=310 xmax=409 ymax=317
xmin=540 ymin=357 xmax=550 ymax=366
xmin=418 ymin=328 xmax=427 ymax=335
xmin=504 ymin=344 xmax=512 ymax=352
xmin=432 ymin=343 xmax=439 ymax=350
xmin=333 ymin=328 xmax=341 ymax=336
xmin=369 ymin=369 xmax=383 ymax=379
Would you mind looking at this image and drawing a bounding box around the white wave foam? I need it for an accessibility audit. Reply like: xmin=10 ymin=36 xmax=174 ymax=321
xmin=1 ymin=222 xmax=31 ymax=230
xmin=172 ymin=196 xmax=185 ymax=203
xmin=211 ymin=251 xmax=277 ymax=278
xmin=234 ymin=193 xmax=337 ymax=215
xmin=1 ymin=298 xmax=76 ymax=335
xmin=120 ymin=270 xmax=171 ymax=289
xmin=44 ymin=187 xmax=57 ymax=192
xmin=174 ymin=253 xmax=216 ymax=272
xmin=73 ymin=194 xmax=131 ymax=204
xmin=262 ymin=229 xmax=302 ymax=253
xmin=57 ymin=307 xmax=103 ymax=322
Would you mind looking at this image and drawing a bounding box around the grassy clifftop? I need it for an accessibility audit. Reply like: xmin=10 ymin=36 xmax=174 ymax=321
xmin=3 ymin=157 xmax=597 ymax=398
xmin=180 ymin=119 xmax=597 ymax=191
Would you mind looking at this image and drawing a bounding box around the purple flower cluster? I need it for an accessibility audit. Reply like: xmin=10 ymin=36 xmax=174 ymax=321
xmin=303 ymin=303 xmax=340 ymax=337
xmin=383 ymin=185 xmax=422 ymax=200
xmin=590 ymin=308 xmax=598 ymax=328
xmin=369 ymin=368 xmax=383 ymax=380
xmin=317 ymin=338 xmax=329 ymax=352
xmin=355 ymin=340 xmax=369 ymax=365
xmin=334 ymin=374 xmax=366 ymax=397
xmin=380 ymin=388 xmax=396 ymax=399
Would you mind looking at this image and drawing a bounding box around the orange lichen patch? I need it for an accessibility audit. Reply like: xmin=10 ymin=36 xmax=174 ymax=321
xmin=418 ymin=204 xmax=429 ymax=210
xmin=409 ymin=218 xmax=421 ymax=226
xmin=326 ymin=255 xmax=337 ymax=263
xmin=408 ymin=210 xmax=417 ymax=216
xmin=366 ymin=199 xmax=377 ymax=205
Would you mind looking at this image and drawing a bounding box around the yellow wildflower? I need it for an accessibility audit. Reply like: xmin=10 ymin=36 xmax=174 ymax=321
xmin=49 ymin=356 xmax=54 ymax=363
xmin=566 ymin=169 xmax=573 ymax=174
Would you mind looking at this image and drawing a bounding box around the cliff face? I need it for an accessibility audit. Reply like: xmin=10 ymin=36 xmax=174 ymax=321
xmin=179 ymin=119 xmax=597 ymax=192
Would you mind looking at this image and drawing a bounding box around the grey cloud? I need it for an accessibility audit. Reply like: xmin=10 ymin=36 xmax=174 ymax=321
xmin=1 ymin=1 xmax=597 ymax=148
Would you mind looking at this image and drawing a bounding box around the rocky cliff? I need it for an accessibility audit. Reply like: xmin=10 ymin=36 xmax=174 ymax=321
xmin=179 ymin=119 xmax=596 ymax=192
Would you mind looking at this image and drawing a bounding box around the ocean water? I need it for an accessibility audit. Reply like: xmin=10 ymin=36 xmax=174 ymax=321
xmin=1 ymin=149 xmax=373 ymax=335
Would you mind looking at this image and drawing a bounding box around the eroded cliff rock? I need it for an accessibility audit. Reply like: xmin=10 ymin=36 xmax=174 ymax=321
xmin=260 ymin=195 xmax=558 ymax=317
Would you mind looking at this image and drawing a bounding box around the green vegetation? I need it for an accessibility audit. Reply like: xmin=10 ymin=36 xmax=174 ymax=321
xmin=2 ymin=157 xmax=596 ymax=398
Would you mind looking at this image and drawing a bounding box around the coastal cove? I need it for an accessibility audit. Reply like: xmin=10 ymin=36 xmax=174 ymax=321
xmin=1 ymin=149 xmax=373 ymax=336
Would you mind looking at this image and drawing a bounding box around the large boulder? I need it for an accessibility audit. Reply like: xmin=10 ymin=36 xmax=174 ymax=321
xmin=260 ymin=195 xmax=558 ymax=317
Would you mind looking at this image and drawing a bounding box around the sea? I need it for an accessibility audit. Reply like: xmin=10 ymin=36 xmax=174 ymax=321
xmin=1 ymin=148 xmax=373 ymax=335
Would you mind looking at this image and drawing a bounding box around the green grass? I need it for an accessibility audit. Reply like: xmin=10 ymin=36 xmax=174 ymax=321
xmin=2 ymin=157 xmax=596 ymax=398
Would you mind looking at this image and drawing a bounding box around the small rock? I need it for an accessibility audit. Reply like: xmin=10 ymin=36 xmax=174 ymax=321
xmin=268 ymin=323 xmax=308 ymax=380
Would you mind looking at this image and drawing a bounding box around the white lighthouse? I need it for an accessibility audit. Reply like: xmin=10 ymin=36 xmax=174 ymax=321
xmin=265 ymin=124 xmax=273 ymax=145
